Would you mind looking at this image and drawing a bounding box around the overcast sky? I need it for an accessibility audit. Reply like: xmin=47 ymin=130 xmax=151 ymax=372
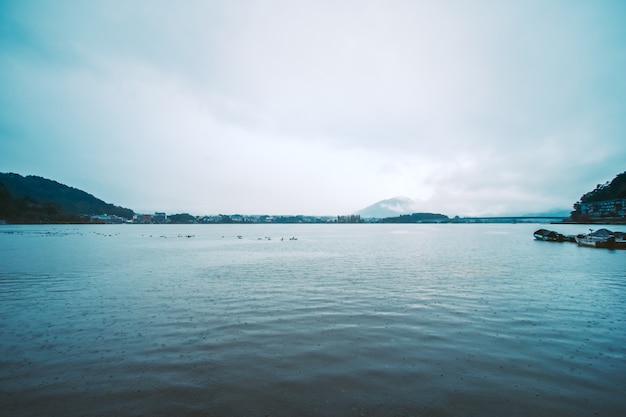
xmin=1 ymin=0 xmax=625 ymax=216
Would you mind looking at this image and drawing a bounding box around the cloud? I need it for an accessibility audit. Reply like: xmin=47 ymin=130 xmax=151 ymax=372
xmin=1 ymin=0 xmax=625 ymax=216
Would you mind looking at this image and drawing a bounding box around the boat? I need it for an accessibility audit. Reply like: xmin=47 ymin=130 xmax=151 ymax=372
xmin=533 ymin=229 xmax=565 ymax=242
xmin=575 ymin=228 xmax=618 ymax=249
xmin=533 ymin=227 xmax=625 ymax=249
xmin=611 ymin=231 xmax=626 ymax=249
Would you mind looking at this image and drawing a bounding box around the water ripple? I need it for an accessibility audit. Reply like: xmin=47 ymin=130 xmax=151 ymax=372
xmin=1 ymin=224 xmax=625 ymax=416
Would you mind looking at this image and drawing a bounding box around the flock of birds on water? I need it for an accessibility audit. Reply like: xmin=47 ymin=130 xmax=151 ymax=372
xmin=144 ymin=233 xmax=299 ymax=241
xmin=1 ymin=229 xmax=299 ymax=241
xmin=89 ymin=231 xmax=300 ymax=241
xmin=237 ymin=235 xmax=298 ymax=241
xmin=152 ymin=234 xmax=299 ymax=240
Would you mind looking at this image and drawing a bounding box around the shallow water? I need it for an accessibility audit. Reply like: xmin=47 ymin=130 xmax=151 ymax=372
xmin=1 ymin=223 xmax=625 ymax=416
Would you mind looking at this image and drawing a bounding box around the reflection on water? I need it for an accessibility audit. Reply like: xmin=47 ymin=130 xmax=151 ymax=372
xmin=1 ymin=224 xmax=625 ymax=416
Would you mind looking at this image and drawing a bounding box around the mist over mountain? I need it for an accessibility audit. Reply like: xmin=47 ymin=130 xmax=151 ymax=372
xmin=357 ymin=196 xmax=419 ymax=218
xmin=3 ymin=170 xmax=622 ymax=224
xmin=517 ymin=209 xmax=571 ymax=218
xmin=357 ymin=196 xmax=572 ymax=220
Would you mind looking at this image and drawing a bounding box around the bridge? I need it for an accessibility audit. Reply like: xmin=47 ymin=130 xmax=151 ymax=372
xmin=453 ymin=216 xmax=566 ymax=223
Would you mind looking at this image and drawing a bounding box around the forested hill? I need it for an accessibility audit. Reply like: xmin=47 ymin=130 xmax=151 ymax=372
xmin=0 ymin=173 xmax=134 ymax=223
xmin=379 ymin=212 xmax=450 ymax=223
xmin=579 ymin=171 xmax=626 ymax=203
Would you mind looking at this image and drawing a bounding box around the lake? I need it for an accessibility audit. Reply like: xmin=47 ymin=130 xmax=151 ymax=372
xmin=1 ymin=223 xmax=625 ymax=416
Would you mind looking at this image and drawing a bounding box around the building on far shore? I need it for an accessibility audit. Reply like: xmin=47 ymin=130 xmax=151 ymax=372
xmin=90 ymin=214 xmax=127 ymax=224
xmin=574 ymin=198 xmax=626 ymax=222
xmin=579 ymin=198 xmax=626 ymax=217
xmin=152 ymin=212 xmax=167 ymax=224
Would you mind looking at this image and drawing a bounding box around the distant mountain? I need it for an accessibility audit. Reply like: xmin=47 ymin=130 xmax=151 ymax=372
xmin=0 ymin=172 xmax=134 ymax=223
xmin=518 ymin=209 xmax=571 ymax=218
xmin=357 ymin=196 xmax=418 ymax=218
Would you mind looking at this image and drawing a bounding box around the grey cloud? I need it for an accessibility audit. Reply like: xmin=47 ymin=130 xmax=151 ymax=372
xmin=1 ymin=0 xmax=625 ymax=215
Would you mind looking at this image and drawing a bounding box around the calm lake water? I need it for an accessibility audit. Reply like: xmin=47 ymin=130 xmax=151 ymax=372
xmin=1 ymin=223 xmax=625 ymax=416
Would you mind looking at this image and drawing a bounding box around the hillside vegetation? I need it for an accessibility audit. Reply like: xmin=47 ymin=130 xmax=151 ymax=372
xmin=569 ymin=171 xmax=626 ymax=223
xmin=0 ymin=173 xmax=134 ymax=223
xmin=578 ymin=171 xmax=626 ymax=203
